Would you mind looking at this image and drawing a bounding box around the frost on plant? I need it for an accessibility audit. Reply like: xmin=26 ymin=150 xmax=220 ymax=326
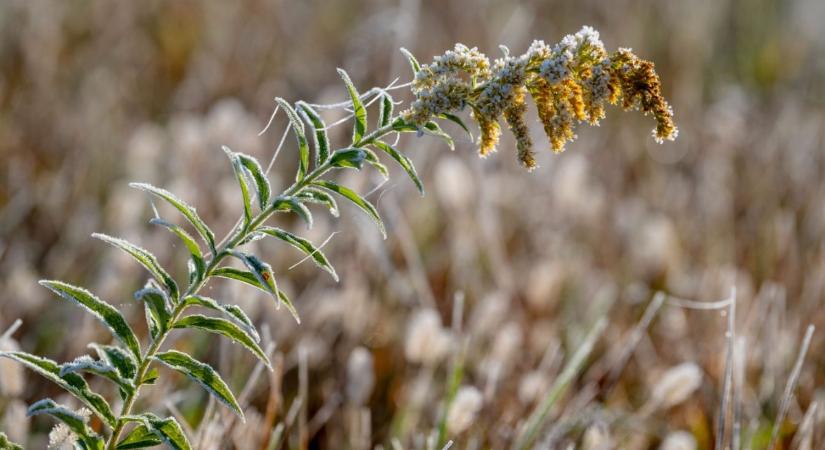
xmin=0 ymin=27 xmax=676 ymax=449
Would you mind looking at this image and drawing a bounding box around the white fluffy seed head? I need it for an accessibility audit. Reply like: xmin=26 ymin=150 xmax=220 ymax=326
xmin=650 ymin=362 xmax=703 ymax=410
xmin=581 ymin=421 xmax=611 ymax=450
xmin=405 ymin=309 xmax=453 ymax=366
xmin=446 ymin=386 xmax=483 ymax=434
xmin=658 ymin=431 xmax=697 ymax=450
xmin=346 ymin=346 xmax=375 ymax=406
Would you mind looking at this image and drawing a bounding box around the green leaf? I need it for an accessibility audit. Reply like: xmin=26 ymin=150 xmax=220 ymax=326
xmin=229 ymin=252 xmax=300 ymax=322
xmin=141 ymin=368 xmax=159 ymax=385
xmin=312 ymin=180 xmax=386 ymax=239
xmin=399 ymin=48 xmax=421 ymax=75
xmin=329 ymin=148 xmax=367 ymax=170
xmin=236 ymin=153 xmax=271 ymax=210
xmin=212 ymin=267 xmax=265 ymax=291
xmin=0 ymin=352 xmax=115 ymax=427
xmin=150 ymin=218 xmax=205 ymax=288
xmin=223 ymin=146 xmax=253 ymax=226
xmin=183 ymin=295 xmax=260 ymax=343
xmin=362 ymin=148 xmax=390 ymax=178
xmin=275 ymin=98 xmax=310 ymax=181
xmin=174 ymin=315 xmax=270 ymax=369
xmin=271 ymin=196 xmax=313 ymax=229
xmin=116 ymin=425 xmax=163 ymax=449
xmin=129 ymin=182 xmax=216 ymax=254
xmin=255 ymin=226 xmax=338 ymax=281
xmin=0 ymin=432 xmax=22 ymax=450
xmin=337 ymin=69 xmax=367 ymax=145
xmin=60 ymin=355 xmax=135 ymax=396
xmin=134 ymin=284 xmax=172 ymax=339
xmin=92 ymin=233 xmax=179 ymax=301
xmin=121 ymin=414 xmax=190 ymax=450
xmin=372 ymin=140 xmax=424 ymax=195
xmin=378 ymin=93 xmax=394 ymax=128
xmin=88 ymin=343 xmax=137 ymax=381
xmin=27 ymin=399 xmax=104 ymax=449
xmin=391 ymin=116 xmax=419 ymax=133
xmin=153 ymin=351 xmax=243 ymax=420
xmin=296 ymin=188 xmax=339 ymax=217
xmin=39 ymin=280 xmax=141 ymax=359
xmin=423 ymin=121 xmax=455 ymax=150
xmin=439 ymin=112 xmax=473 ymax=139
xmin=296 ymin=101 xmax=330 ymax=165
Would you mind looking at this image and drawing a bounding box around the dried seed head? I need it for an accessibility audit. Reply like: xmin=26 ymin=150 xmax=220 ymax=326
xmin=404 ymin=309 xmax=453 ymax=366
xmin=446 ymin=386 xmax=483 ymax=434
xmin=581 ymin=421 xmax=611 ymax=450
xmin=502 ymin=86 xmax=536 ymax=169
xmin=48 ymin=423 xmax=76 ymax=449
xmin=650 ymin=362 xmax=703 ymax=410
xmin=346 ymin=346 xmax=375 ymax=406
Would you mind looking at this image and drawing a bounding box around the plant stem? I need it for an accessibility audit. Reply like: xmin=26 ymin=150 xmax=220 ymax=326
xmin=104 ymin=122 xmax=398 ymax=447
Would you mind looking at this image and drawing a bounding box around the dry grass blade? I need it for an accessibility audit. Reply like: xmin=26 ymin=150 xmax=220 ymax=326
xmin=768 ymin=324 xmax=816 ymax=450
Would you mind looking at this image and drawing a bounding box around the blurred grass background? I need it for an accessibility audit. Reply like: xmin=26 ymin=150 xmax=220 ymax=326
xmin=1 ymin=0 xmax=825 ymax=448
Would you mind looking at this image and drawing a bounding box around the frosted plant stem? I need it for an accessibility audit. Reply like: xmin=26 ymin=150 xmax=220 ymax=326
xmin=767 ymin=324 xmax=816 ymax=450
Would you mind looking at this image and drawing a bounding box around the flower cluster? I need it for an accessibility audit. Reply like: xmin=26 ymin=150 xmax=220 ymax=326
xmin=401 ymin=26 xmax=678 ymax=170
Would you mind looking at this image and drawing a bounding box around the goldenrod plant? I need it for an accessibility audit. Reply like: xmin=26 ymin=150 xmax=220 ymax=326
xmin=0 ymin=27 xmax=674 ymax=449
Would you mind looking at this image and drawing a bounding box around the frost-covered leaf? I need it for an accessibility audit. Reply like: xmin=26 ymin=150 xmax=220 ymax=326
xmin=129 ymin=182 xmax=216 ymax=254
xmin=134 ymin=284 xmax=172 ymax=340
xmin=88 ymin=343 xmax=137 ymax=381
xmin=0 ymin=352 xmax=115 ymax=426
xmin=312 ymin=180 xmax=386 ymax=238
xmin=337 ymin=69 xmax=367 ymax=145
xmin=27 ymin=399 xmax=103 ymax=449
xmin=276 ymin=98 xmax=310 ymax=181
xmin=423 ymin=121 xmax=455 ymax=150
xmin=223 ymin=147 xmax=253 ymax=225
xmin=271 ymin=196 xmax=313 ymax=229
xmin=378 ymin=93 xmax=394 ymax=128
xmin=0 ymin=432 xmax=22 ymax=450
xmin=92 ymin=233 xmax=179 ymax=301
xmin=60 ymin=355 xmax=135 ymax=396
xmin=153 ymin=350 xmax=243 ymax=420
xmin=439 ymin=112 xmax=473 ymax=139
xmin=254 ymin=226 xmax=338 ymax=281
xmin=121 ymin=414 xmax=190 ymax=450
xmin=174 ymin=315 xmax=270 ymax=369
xmin=229 ymin=252 xmax=300 ymax=322
xmin=236 ymin=153 xmax=271 ymax=210
xmin=296 ymin=188 xmax=339 ymax=217
xmin=399 ymin=48 xmax=421 ymax=75
xmin=39 ymin=280 xmax=140 ymax=359
xmin=362 ymin=148 xmax=389 ymax=178
xmin=329 ymin=148 xmax=367 ymax=170
xmin=372 ymin=140 xmax=424 ymax=195
xmin=183 ymin=295 xmax=260 ymax=343
xmin=150 ymin=218 xmax=205 ymax=287
xmin=116 ymin=425 xmax=163 ymax=449
xmin=296 ymin=101 xmax=330 ymax=165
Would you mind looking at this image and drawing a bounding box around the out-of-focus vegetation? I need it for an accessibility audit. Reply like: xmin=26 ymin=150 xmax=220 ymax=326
xmin=1 ymin=1 xmax=824 ymax=448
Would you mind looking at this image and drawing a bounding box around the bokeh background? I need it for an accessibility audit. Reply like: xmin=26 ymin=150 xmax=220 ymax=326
xmin=2 ymin=0 xmax=825 ymax=448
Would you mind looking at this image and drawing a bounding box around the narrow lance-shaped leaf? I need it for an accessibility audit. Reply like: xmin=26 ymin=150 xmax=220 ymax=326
xmin=297 ymin=187 xmax=339 ymax=217
xmin=399 ymin=48 xmax=421 ymax=75
xmin=423 ymin=121 xmax=455 ymax=150
xmin=89 ymin=343 xmax=137 ymax=381
xmin=27 ymin=399 xmax=104 ymax=449
xmin=255 ymin=226 xmax=338 ymax=281
xmin=378 ymin=93 xmax=394 ymax=128
xmin=223 ymin=147 xmax=253 ymax=226
xmin=153 ymin=350 xmax=244 ymax=420
xmin=439 ymin=112 xmax=473 ymax=139
xmin=361 ymin=147 xmax=389 ymax=179
xmin=60 ymin=355 xmax=135 ymax=397
xmin=236 ymin=153 xmax=271 ymax=210
xmin=92 ymin=233 xmax=179 ymax=301
xmin=174 ymin=315 xmax=271 ymax=369
xmin=296 ymin=101 xmax=330 ymax=165
xmin=183 ymin=295 xmax=260 ymax=343
xmin=329 ymin=148 xmax=367 ymax=170
xmin=372 ymin=140 xmax=424 ymax=195
xmin=312 ymin=180 xmax=386 ymax=239
xmin=40 ymin=280 xmax=141 ymax=359
xmin=121 ymin=414 xmax=191 ymax=450
xmin=337 ymin=69 xmax=367 ymax=145
xmin=134 ymin=284 xmax=172 ymax=339
xmin=229 ymin=252 xmax=300 ymax=322
xmin=116 ymin=425 xmax=163 ymax=449
xmin=275 ymin=98 xmax=310 ymax=181
xmin=129 ymin=182 xmax=216 ymax=254
xmin=149 ymin=218 xmax=206 ymax=288
xmin=0 ymin=352 xmax=115 ymax=427
xmin=271 ymin=196 xmax=313 ymax=229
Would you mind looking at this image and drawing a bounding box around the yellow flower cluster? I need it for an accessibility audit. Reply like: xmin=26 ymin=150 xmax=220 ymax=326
xmin=401 ymin=27 xmax=678 ymax=170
